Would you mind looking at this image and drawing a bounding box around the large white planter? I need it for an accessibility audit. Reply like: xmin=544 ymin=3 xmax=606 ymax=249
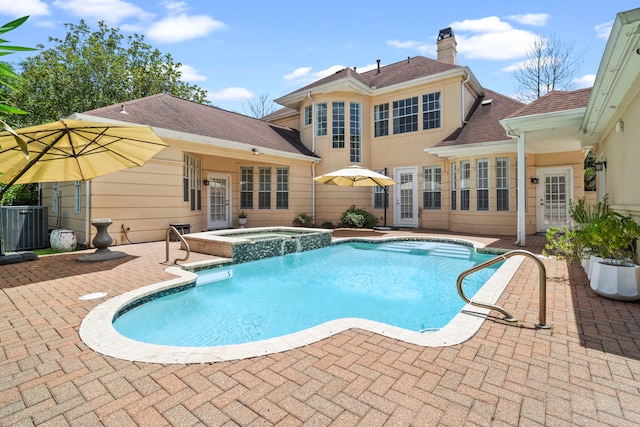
xmin=586 ymin=255 xmax=603 ymax=279
xmin=589 ymin=260 xmax=640 ymax=301
xmin=50 ymin=229 xmax=77 ymax=253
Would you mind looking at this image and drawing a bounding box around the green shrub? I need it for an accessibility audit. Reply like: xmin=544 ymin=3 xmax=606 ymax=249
xmin=340 ymin=205 xmax=378 ymax=229
xmin=0 ymin=184 xmax=39 ymax=205
xmin=321 ymin=221 xmax=334 ymax=229
xmin=292 ymin=213 xmax=312 ymax=227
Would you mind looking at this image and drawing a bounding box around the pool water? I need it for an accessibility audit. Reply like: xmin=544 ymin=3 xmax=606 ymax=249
xmin=113 ymin=241 xmax=501 ymax=347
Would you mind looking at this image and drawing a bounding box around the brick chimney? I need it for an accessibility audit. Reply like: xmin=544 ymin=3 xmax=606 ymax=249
xmin=437 ymin=27 xmax=457 ymax=65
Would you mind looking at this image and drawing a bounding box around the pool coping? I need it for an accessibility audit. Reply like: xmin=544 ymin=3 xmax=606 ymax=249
xmin=79 ymin=237 xmax=525 ymax=364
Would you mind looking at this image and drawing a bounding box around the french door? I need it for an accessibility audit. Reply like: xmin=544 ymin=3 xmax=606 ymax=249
xmin=207 ymin=174 xmax=231 ymax=229
xmin=393 ymin=167 xmax=418 ymax=228
xmin=536 ymin=167 xmax=573 ymax=232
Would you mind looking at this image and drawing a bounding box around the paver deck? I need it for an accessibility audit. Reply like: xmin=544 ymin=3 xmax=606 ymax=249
xmin=1 ymin=229 xmax=639 ymax=426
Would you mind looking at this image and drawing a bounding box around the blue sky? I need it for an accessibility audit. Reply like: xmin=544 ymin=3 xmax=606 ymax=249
xmin=1 ymin=0 xmax=637 ymax=114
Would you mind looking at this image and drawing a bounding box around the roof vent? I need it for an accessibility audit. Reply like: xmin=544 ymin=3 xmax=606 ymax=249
xmin=481 ymin=99 xmax=493 ymax=106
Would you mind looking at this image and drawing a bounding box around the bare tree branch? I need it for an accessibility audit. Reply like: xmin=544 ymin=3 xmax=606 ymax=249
xmin=512 ymin=34 xmax=584 ymax=103
xmin=242 ymin=93 xmax=277 ymax=118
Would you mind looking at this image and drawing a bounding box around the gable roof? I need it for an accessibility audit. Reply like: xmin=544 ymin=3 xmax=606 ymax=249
xmin=80 ymin=93 xmax=318 ymax=158
xmin=507 ymin=88 xmax=592 ymax=119
xmin=433 ymin=89 xmax=525 ymax=148
xmin=274 ymin=56 xmax=475 ymax=109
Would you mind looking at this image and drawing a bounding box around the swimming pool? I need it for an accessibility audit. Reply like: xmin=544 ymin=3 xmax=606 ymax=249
xmin=80 ymin=237 xmax=524 ymax=363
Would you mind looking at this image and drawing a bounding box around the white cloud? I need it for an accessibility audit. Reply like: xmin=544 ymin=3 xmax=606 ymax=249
xmin=51 ymin=0 xmax=150 ymax=25
xmin=283 ymin=64 xmax=345 ymax=86
xmin=163 ymin=0 xmax=188 ymax=14
xmin=449 ymin=17 xmax=539 ymax=61
xmin=595 ymin=21 xmax=613 ymax=39
xmin=179 ymin=64 xmax=206 ymax=82
xmin=208 ymin=87 xmax=253 ymax=102
xmin=387 ymin=39 xmax=422 ymax=49
xmin=147 ymin=14 xmax=225 ymax=43
xmin=507 ymin=13 xmax=549 ymax=27
xmin=0 ymin=0 xmax=49 ymax=17
xmin=574 ymin=74 xmax=596 ymax=88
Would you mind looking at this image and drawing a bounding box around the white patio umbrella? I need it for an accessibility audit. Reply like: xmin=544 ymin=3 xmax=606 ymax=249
xmin=314 ymin=165 xmax=397 ymax=227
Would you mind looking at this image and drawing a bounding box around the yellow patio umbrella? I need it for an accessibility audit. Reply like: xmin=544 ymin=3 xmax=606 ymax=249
xmin=0 ymin=119 xmax=168 ymax=256
xmin=314 ymin=165 xmax=397 ymax=227
xmin=0 ymin=119 xmax=168 ymax=187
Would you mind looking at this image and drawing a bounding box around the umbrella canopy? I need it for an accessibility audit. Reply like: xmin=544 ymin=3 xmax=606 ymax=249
xmin=313 ymin=165 xmax=397 ymax=187
xmin=0 ymin=119 xmax=168 ymax=187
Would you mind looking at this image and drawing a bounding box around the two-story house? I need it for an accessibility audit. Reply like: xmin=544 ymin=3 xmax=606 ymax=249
xmin=39 ymin=26 xmax=596 ymax=248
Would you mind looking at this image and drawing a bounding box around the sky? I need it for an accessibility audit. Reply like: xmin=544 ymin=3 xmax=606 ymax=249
xmin=0 ymin=0 xmax=638 ymax=114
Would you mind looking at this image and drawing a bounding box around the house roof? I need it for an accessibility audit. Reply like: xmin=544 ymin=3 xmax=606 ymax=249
xmin=434 ymin=89 xmax=525 ymax=148
xmin=81 ymin=93 xmax=318 ymax=158
xmin=507 ymin=88 xmax=592 ymax=119
xmin=274 ymin=56 xmax=467 ymax=109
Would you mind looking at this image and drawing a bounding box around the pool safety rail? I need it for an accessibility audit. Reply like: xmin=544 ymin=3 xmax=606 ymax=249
xmin=457 ymin=249 xmax=550 ymax=329
xmin=165 ymin=226 xmax=191 ymax=264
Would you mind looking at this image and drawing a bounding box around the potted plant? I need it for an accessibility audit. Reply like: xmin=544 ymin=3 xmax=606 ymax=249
xmin=545 ymin=200 xmax=640 ymax=301
xmin=238 ymin=211 xmax=247 ymax=228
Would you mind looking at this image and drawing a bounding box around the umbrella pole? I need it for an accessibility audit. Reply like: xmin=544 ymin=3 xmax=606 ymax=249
xmin=384 ymin=187 xmax=388 ymax=227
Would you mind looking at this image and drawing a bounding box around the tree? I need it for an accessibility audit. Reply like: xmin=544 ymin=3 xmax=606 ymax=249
xmin=512 ymin=34 xmax=584 ymax=102
xmin=242 ymin=93 xmax=277 ymax=118
xmin=9 ymin=20 xmax=209 ymax=127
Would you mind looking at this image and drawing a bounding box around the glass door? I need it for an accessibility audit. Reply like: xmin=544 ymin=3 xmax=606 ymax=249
xmin=394 ymin=167 xmax=418 ymax=228
xmin=537 ymin=168 xmax=572 ymax=232
xmin=207 ymin=174 xmax=230 ymax=229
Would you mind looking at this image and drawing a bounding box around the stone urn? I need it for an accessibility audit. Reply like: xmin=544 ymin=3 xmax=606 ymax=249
xmin=50 ymin=229 xmax=77 ymax=252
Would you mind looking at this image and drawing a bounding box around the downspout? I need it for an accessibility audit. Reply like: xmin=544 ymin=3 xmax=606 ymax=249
xmin=461 ymin=72 xmax=470 ymax=124
xmin=308 ymin=91 xmax=317 ymax=223
xmin=85 ymin=180 xmax=91 ymax=248
xmin=506 ymin=128 xmax=526 ymax=247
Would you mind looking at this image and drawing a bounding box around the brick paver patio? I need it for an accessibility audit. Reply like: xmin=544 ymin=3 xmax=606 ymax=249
xmin=1 ymin=229 xmax=639 ymax=426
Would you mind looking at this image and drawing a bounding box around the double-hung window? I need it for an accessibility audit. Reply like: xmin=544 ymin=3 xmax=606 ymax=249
xmin=316 ymin=103 xmax=327 ymax=136
xmin=460 ymin=161 xmax=470 ymax=211
xmin=276 ymin=167 xmax=289 ymax=209
xmin=392 ymin=96 xmax=418 ymax=134
xmin=304 ymin=105 xmax=312 ymax=126
xmin=184 ymin=154 xmax=202 ymax=211
xmin=332 ymin=102 xmax=345 ymax=148
xmin=450 ymin=163 xmax=457 ymax=210
xmin=350 ymin=102 xmax=361 ymax=162
xmin=422 ymin=167 xmax=442 ymax=209
xmin=476 ymin=159 xmax=489 ymax=211
xmin=240 ymin=166 xmax=253 ymax=210
xmin=422 ymin=92 xmax=441 ymax=130
xmin=373 ymin=169 xmax=390 ymax=209
xmin=374 ymin=103 xmax=389 ymax=137
xmin=258 ymin=167 xmax=271 ymax=209
xmin=496 ymin=157 xmax=509 ymax=211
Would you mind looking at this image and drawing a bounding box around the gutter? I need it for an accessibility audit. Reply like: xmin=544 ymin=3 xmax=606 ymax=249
xmin=505 ymin=127 xmax=526 ymax=247
xmin=85 ymin=180 xmax=91 ymax=248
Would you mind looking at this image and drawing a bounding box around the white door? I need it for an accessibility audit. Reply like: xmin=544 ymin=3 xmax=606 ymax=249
xmin=207 ymin=174 xmax=231 ymax=229
xmin=537 ymin=167 xmax=573 ymax=232
xmin=394 ymin=167 xmax=418 ymax=228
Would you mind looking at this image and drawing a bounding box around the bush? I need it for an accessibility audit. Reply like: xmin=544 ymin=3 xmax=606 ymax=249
xmin=340 ymin=205 xmax=378 ymax=229
xmin=321 ymin=221 xmax=335 ymax=229
xmin=0 ymin=184 xmax=39 ymax=205
xmin=292 ymin=213 xmax=312 ymax=227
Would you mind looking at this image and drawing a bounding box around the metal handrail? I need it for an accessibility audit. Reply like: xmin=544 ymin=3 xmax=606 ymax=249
xmin=457 ymin=249 xmax=550 ymax=329
xmin=165 ymin=226 xmax=191 ymax=264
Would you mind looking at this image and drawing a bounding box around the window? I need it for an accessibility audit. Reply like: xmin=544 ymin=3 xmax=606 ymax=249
xmin=184 ymin=154 xmax=201 ymax=211
xmin=332 ymin=102 xmax=345 ymax=148
xmin=496 ymin=157 xmax=509 ymax=211
xmin=451 ymin=163 xmax=457 ymax=210
xmin=422 ymin=92 xmax=441 ymax=130
xmin=258 ymin=167 xmax=271 ymax=209
xmin=374 ymin=169 xmax=390 ymax=209
xmin=304 ymin=105 xmax=312 ymax=126
xmin=52 ymin=182 xmax=58 ymax=213
xmin=74 ymin=181 xmax=81 ymax=214
xmin=476 ymin=159 xmax=489 ymax=211
xmin=392 ymin=96 xmax=418 ymax=134
xmin=276 ymin=167 xmax=289 ymax=209
xmin=422 ymin=167 xmax=442 ymax=209
xmin=374 ymin=103 xmax=389 ymax=137
xmin=316 ymin=103 xmax=327 ymax=136
xmin=350 ymin=102 xmax=361 ymax=163
xmin=460 ymin=161 xmax=470 ymax=211
xmin=240 ymin=166 xmax=253 ymax=210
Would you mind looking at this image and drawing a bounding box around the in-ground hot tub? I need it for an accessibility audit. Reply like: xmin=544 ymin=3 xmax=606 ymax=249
xmin=182 ymin=227 xmax=333 ymax=263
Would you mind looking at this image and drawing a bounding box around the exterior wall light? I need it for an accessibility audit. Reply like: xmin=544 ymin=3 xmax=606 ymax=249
xmin=594 ymin=161 xmax=607 ymax=171
xmin=530 ymin=177 xmax=540 ymax=184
